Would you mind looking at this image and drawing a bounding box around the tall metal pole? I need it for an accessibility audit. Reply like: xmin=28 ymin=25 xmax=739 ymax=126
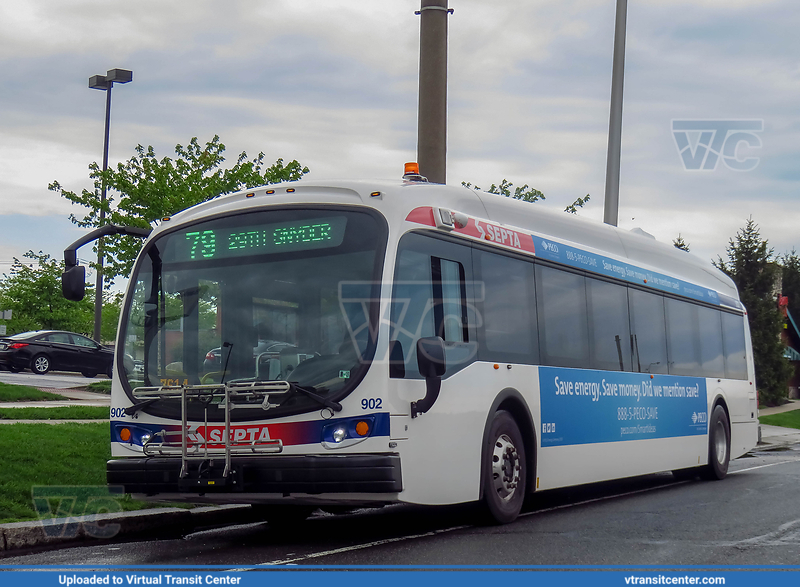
xmin=93 ymin=85 xmax=112 ymax=342
xmin=603 ymin=0 xmax=628 ymax=227
xmin=417 ymin=0 xmax=450 ymax=184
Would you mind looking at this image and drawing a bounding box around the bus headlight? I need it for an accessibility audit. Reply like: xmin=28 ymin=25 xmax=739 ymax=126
xmin=112 ymin=422 xmax=159 ymax=447
xmin=322 ymin=417 xmax=376 ymax=449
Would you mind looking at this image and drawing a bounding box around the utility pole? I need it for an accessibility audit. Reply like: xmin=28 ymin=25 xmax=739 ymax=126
xmin=603 ymin=0 xmax=628 ymax=227
xmin=416 ymin=0 xmax=451 ymax=184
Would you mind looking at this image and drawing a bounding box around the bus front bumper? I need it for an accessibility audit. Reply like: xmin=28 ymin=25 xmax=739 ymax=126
xmin=107 ymin=454 xmax=402 ymax=495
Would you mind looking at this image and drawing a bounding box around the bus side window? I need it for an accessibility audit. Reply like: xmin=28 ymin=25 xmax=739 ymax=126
xmin=721 ymin=311 xmax=748 ymax=380
xmin=665 ymin=298 xmax=702 ymax=376
xmin=697 ymin=306 xmax=725 ymax=378
xmin=476 ymin=250 xmax=537 ymax=364
xmin=390 ymin=233 xmax=476 ymax=379
xmin=535 ymin=265 xmax=589 ymax=369
xmin=586 ymin=277 xmax=631 ymax=371
xmin=628 ymin=289 xmax=668 ymax=374
xmin=432 ymin=257 xmax=468 ymax=343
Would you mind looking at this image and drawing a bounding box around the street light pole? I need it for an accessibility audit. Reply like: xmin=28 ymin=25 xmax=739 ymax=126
xmin=89 ymin=68 xmax=132 ymax=342
xmin=603 ymin=0 xmax=628 ymax=227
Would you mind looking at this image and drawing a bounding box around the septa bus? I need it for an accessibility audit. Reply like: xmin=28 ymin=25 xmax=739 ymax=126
xmin=63 ymin=170 xmax=757 ymax=525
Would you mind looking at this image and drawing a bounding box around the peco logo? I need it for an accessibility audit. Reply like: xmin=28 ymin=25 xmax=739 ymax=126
xmin=540 ymin=240 xmax=559 ymax=254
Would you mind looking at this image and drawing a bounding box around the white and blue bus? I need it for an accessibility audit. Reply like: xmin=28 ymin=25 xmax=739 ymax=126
xmin=64 ymin=171 xmax=758 ymax=524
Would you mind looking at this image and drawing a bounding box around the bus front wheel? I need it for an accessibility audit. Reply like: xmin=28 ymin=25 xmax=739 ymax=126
xmin=480 ymin=410 xmax=526 ymax=524
xmin=704 ymin=404 xmax=730 ymax=480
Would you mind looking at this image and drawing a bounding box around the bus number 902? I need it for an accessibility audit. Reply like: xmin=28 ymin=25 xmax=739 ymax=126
xmin=361 ymin=398 xmax=382 ymax=410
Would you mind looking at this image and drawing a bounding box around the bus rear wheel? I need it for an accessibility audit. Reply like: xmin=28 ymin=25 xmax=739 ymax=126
xmin=703 ymin=404 xmax=730 ymax=480
xmin=480 ymin=410 xmax=526 ymax=524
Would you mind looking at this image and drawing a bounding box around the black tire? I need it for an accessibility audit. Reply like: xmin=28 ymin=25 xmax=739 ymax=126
xmin=480 ymin=410 xmax=526 ymax=524
xmin=703 ymin=404 xmax=731 ymax=480
xmin=251 ymin=505 xmax=314 ymax=528
xmin=107 ymin=364 xmax=114 ymax=379
xmin=31 ymin=354 xmax=51 ymax=375
xmin=8 ymin=366 xmax=20 ymax=373
xmin=82 ymin=370 xmax=97 ymax=378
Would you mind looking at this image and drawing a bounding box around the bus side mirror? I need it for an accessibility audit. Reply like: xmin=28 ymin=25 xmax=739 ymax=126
xmin=417 ymin=336 xmax=446 ymax=378
xmin=62 ymin=265 xmax=86 ymax=301
xmin=411 ymin=336 xmax=446 ymax=418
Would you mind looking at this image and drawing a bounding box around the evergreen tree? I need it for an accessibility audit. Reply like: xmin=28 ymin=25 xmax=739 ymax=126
xmin=781 ymin=250 xmax=800 ymax=321
xmin=673 ymin=234 xmax=690 ymax=252
xmin=714 ymin=218 xmax=792 ymax=405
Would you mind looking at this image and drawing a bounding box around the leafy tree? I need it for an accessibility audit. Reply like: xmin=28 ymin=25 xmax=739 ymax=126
xmin=462 ymin=180 xmax=590 ymax=213
xmin=673 ymin=234 xmax=690 ymax=252
xmin=48 ymin=136 xmax=309 ymax=285
xmin=781 ymin=250 xmax=800 ymax=321
xmin=0 ymin=251 xmax=94 ymax=336
xmin=714 ymin=218 xmax=792 ymax=405
xmin=101 ymin=292 xmax=124 ymax=343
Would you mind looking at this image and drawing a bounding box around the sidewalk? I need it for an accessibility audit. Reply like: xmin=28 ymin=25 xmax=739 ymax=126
xmin=0 ymin=386 xmax=110 ymax=410
xmin=757 ymin=399 xmax=800 ymax=448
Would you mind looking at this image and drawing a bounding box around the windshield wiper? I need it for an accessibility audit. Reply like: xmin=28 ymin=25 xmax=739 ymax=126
xmin=288 ymin=383 xmax=341 ymax=412
xmin=124 ymin=398 xmax=159 ymax=416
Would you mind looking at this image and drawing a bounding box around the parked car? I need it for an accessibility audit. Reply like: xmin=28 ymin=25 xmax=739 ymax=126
xmin=203 ymin=340 xmax=294 ymax=372
xmin=0 ymin=330 xmax=114 ymax=377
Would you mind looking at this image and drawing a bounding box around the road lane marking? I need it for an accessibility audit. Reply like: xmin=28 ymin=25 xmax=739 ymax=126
xmin=730 ymin=460 xmax=796 ymax=474
xmin=519 ymin=481 xmax=685 ymax=518
xmin=242 ymin=484 xmax=679 ymax=567
xmin=237 ymin=461 xmax=796 ymax=567
xmin=239 ymin=525 xmax=471 ymax=567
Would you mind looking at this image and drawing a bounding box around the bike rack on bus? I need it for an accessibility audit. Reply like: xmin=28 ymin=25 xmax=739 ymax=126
xmin=131 ymin=381 xmax=292 ymax=479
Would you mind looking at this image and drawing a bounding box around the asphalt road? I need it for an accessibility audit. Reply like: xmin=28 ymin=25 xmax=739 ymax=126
xmin=4 ymin=445 xmax=800 ymax=566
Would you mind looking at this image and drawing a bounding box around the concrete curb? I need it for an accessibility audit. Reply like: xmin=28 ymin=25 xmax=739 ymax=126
xmin=0 ymin=504 xmax=253 ymax=553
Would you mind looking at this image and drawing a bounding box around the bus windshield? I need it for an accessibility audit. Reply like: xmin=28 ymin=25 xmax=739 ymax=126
xmin=119 ymin=207 xmax=386 ymax=420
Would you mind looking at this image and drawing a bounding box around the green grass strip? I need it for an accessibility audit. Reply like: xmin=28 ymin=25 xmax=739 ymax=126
xmin=0 ymin=422 xmax=178 ymax=523
xmin=84 ymin=380 xmax=112 ymax=394
xmin=759 ymin=409 xmax=800 ymax=430
xmin=0 ymin=382 xmax=66 ymax=402
xmin=0 ymin=406 xmax=108 ymax=420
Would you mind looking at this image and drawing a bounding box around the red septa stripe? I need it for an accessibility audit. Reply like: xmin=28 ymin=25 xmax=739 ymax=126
xmin=405 ymin=206 xmax=536 ymax=255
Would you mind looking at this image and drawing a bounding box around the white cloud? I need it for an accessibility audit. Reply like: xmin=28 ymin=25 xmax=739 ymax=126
xmin=0 ymin=0 xmax=796 ymax=281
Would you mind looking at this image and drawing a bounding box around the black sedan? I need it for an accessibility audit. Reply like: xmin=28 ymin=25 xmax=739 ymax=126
xmin=0 ymin=330 xmax=114 ymax=377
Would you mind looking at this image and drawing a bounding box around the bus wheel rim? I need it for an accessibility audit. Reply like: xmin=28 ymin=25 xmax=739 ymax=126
xmin=714 ymin=420 xmax=727 ymax=464
xmin=491 ymin=433 xmax=520 ymax=502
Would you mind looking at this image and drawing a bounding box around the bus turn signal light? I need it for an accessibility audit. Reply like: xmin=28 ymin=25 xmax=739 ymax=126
xmin=355 ymin=421 xmax=370 ymax=436
xmin=119 ymin=428 xmax=131 ymax=442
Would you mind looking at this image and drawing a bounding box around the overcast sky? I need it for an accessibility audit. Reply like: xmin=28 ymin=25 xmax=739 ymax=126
xmin=0 ymin=0 xmax=797 ymax=282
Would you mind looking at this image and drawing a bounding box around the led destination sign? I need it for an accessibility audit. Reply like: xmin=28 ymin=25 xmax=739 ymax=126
xmin=167 ymin=216 xmax=348 ymax=262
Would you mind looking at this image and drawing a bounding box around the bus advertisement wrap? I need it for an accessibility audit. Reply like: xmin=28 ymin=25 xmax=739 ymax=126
xmin=534 ymin=236 xmax=721 ymax=306
xmin=539 ymin=366 xmax=708 ymax=447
